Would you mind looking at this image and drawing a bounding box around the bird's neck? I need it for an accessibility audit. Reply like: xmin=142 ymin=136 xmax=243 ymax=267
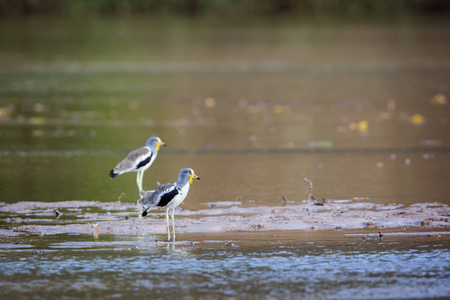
xmin=176 ymin=181 xmax=190 ymax=192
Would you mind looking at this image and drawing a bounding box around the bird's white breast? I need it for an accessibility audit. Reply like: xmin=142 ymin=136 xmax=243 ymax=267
xmin=166 ymin=183 xmax=190 ymax=209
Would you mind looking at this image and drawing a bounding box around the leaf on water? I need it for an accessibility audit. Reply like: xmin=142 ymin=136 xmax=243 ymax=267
xmin=273 ymin=105 xmax=284 ymax=114
xmin=431 ymin=93 xmax=447 ymax=106
xmin=358 ymin=120 xmax=368 ymax=133
xmin=410 ymin=114 xmax=425 ymax=125
xmin=308 ymin=141 xmax=332 ymax=148
xmin=205 ymin=97 xmax=216 ymax=108
xmin=30 ymin=117 xmax=44 ymax=125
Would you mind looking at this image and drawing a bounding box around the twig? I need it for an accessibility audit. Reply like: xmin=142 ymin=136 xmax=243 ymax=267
xmin=304 ymin=178 xmax=313 ymax=201
xmin=304 ymin=178 xmax=325 ymax=205
xmin=117 ymin=192 xmax=125 ymax=202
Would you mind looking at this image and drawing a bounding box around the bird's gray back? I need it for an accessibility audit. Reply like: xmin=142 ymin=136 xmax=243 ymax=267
xmin=138 ymin=183 xmax=175 ymax=208
xmin=126 ymin=147 xmax=152 ymax=162
xmin=114 ymin=147 xmax=151 ymax=171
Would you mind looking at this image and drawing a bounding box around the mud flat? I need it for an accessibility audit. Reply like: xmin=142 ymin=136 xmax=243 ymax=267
xmin=0 ymin=200 xmax=449 ymax=237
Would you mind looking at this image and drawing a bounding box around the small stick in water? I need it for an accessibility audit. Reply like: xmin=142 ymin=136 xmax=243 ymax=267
xmin=304 ymin=178 xmax=324 ymax=205
xmin=118 ymin=192 xmax=125 ymax=202
xmin=304 ymin=178 xmax=313 ymax=201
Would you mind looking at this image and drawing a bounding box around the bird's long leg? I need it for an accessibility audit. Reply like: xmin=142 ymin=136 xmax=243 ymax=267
xmin=171 ymin=208 xmax=176 ymax=242
xmin=166 ymin=208 xmax=171 ymax=241
xmin=140 ymin=171 xmax=144 ymax=192
xmin=140 ymin=171 xmax=144 ymax=191
xmin=136 ymin=172 xmax=142 ymax=193
xmin=137 ymin=171 xmax=145 ymax=193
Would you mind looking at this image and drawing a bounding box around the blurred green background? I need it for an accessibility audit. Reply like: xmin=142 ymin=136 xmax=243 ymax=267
xmin=1 ymin=0 xmax=449 ymax=18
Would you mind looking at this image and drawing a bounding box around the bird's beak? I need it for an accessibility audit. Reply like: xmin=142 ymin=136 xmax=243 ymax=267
xmin=190 ymin=173 xmax=200 ymax=184
xmin=157 ymin=141 xmax=166 ymax=150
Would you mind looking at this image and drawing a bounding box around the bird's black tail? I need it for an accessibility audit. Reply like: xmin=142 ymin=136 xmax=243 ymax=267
xmin=110 ymin=170 xmax=118 ymax=179
xmin=142 ymin=209 xmax=149 ymax=217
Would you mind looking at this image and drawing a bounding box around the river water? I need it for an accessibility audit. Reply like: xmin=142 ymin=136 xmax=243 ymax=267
xmin=1 ymin=230 xmax=449 ymax=299
xmin=0 ymin=17 xmax=450 ymax=298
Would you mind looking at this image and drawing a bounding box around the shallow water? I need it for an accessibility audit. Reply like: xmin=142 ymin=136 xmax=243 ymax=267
xmin=1 ymin=230 xmax=450 ymax=299
xmin=0 ymin=17 xmax=450 ymax=299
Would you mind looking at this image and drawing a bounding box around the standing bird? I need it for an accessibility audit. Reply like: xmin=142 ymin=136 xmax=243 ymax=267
xmin=110 ymin=136 xmax=166 ymax=193
xmin=138 ymin=168 xmax=200 ymax=241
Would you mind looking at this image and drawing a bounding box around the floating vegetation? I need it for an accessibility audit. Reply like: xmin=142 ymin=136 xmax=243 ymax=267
xmin=431 ymin=93 xmax=447 ymax=106
xmin=410 ymin=113 xmax=425 ymax=126
xmin=308 ymin=141 xmax=333 ymax=148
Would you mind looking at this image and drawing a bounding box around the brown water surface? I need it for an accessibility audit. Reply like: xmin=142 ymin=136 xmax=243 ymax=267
xmin=0 ymin=17 xmax=449 ymax=299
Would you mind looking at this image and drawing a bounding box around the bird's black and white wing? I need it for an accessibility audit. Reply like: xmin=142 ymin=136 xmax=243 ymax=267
xmin=139 ymin=183 xmax=179 ymax=217
xmin=110 ymin=147 xmax=153 ymax=178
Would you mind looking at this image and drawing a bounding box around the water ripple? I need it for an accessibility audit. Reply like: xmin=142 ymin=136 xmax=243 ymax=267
xmin=1 ymin=245 xmax=449 ymax=299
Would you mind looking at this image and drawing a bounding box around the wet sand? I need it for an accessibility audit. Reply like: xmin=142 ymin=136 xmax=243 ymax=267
xmin=1 ymin=200 xmax=448 ymax=237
